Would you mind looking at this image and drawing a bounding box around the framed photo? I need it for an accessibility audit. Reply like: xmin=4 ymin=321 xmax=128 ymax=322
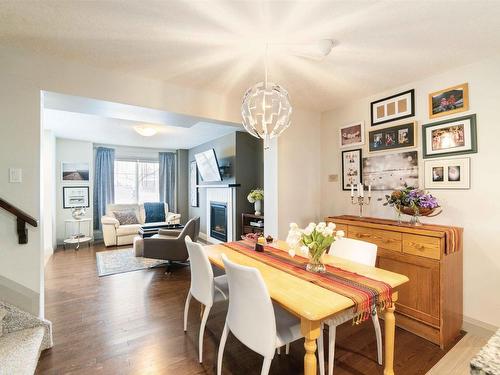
xmin=63 ymin=186 xmax=89 ymax=208
xmin=62 ymin=162 xmax=89 ymax=181
xmin=422 ymin=114 xmax=477 ymax=158
xmin=368 ymin=122 xmax=416 ymax=152
xmin=190 ymin=161 xmax=199 ymax=207
xmin=425 ymin=158 xmax=470 ymax=189
xmin=370 ymin=89 xmax=415 ymax=126
xmin=339 ymin=121 xmax=365 ymax=148
xmin=363 ymin=151 xmax=419 ymax=191
xmin=341 ymin=149 xmax=362 ymax=191
xmin=429 ymin=83 xmax=469 ymax=119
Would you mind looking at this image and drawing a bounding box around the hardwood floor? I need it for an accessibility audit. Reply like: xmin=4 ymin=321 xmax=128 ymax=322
xmin=37 ymin=243 xmax=463 ymax=374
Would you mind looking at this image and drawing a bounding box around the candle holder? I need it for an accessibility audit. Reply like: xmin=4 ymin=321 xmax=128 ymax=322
xmin=351 ymin=195 xmax=371 ymax=218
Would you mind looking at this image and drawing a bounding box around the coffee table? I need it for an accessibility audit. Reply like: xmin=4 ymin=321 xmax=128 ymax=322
xmin=138 ymin=223 xmax=184 ymax=238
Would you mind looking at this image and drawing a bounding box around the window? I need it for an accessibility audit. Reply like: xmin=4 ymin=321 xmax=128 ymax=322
xmin=114 ymin=160 xmax=159 ymax=204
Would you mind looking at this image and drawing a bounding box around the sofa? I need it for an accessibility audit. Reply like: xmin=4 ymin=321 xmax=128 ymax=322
xmin=101 ymin=203 xmax=181 ymax=247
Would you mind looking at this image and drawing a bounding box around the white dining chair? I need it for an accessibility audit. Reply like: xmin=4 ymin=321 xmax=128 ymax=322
xmin=184 ymin=236 xmax=229 ymax=363
xmin=317 ymin=237 xmax=382 ymax=375
xmin=217 ymin=254 xmax=303 ymax=375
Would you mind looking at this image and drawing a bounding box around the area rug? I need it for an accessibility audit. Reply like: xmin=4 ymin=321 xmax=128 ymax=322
xmin=96 ymin=248 xmax=168 ymax=277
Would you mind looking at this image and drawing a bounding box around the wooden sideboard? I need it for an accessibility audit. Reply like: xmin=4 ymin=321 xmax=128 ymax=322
xmin=326 ymin=215 xmax=463 ymax=349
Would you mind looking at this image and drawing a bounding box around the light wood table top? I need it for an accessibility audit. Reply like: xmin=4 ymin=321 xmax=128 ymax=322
xmin=204 ymin=240 xmax=409 ymax=322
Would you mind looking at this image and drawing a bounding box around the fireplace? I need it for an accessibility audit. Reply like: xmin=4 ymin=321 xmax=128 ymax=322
xmin=210 ymin=202 xmax=227 ymax=242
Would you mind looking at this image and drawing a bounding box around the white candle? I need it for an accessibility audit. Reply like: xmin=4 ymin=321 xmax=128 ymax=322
xmin=360 ymin=183 xmax=364 ymax=197
xmin=351 ymin=183 xmax=354 ymax=197
xmin=368 ymin=184 xmax=371 ymax=197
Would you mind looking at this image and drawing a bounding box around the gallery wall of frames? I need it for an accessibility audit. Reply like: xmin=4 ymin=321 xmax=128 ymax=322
xmin=340 ymin=82 xmax=475 ymax=191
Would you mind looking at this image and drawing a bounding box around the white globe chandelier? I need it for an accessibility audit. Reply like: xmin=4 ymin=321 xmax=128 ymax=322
xmin=241 ymin=45 xmax=292 ymax=149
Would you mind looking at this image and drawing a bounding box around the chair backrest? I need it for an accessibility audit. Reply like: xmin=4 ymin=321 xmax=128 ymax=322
xmin=221 ymin=254 xmax=277 ymax=357
xmin=185 ymin=236 xmax=214 ymax=307
xmin=328 ymin=237 xmax=378 ymax=266
xmin=180 ymin=217 xmax=200 ymax=241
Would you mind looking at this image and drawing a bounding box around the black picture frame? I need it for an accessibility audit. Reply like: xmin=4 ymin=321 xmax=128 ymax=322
xmin=63 ymin=186 xmax=90 ymax=209
xmin=422 ymin=114 xmax=477 ymax=159
xmin=341 ymin=149 xmax=363 ymax=191
xmin=190 ymin=161 xmax=199 ymax=207
xmin=368 ymin=122 xmax=416 ymax=152
xmin=370 ymin=89 xmax=415 ymax=126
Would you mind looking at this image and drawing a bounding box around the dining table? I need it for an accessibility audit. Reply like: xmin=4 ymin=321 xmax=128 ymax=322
xmin=204 ymin=240 xmax=409 ymax=375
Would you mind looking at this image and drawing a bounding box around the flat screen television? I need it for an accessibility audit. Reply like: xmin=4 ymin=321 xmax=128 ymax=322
xmin=194 ymin=148 xmax=222 ymax=182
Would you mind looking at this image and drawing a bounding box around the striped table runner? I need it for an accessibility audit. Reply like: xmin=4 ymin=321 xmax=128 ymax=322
xmin=222 ymin=241 xmax=393 ymax=323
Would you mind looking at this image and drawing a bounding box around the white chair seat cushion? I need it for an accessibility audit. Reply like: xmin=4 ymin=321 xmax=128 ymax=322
xmin=273 ymin=304 xmax=302 ymax=347
xmin=214 ymin=275 xmax=229 ymax=302
xmin=116 ymin=224 xmax=141 ymax=236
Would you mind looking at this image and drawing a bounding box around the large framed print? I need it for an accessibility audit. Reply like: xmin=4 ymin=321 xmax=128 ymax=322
xmin=368 ymin=122 xmax=416 ymax=152
xmin=63 ymin=186 xmax=90 ymax=208
xmin=363 ymin=151 xmax=419 ymax=191
xmin=190 ymin=161 xmax=199 ymax=207
xmin=422 ymin=114 xmax=477 ymax=158
xmin=370 ymin=89 xmax=415 ymax=126
xmin=341 ymin=149 xmax=362 ymax=191
xmin=340 ymin=121 xmax=364 ymax=148
xmin=424 ymin=158 xmax=470 ymax=189
xmin=429 ymin=83 xmax=469 ymax=119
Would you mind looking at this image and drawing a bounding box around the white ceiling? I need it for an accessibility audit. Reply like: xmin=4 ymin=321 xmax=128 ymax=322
xmin=2 ymin=1 xmax=500 ymax=111
xmin=43 ymin=109 xmax=238 ymax=149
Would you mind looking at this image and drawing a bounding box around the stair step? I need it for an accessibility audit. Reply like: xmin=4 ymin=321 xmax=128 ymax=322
xmin=0 ymin=326 xmax=44 ymax=375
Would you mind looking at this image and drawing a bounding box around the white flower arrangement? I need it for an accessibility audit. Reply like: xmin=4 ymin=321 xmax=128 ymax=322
xmin=286 ymin=221 xmax=344 ymax=260
xmin=247 ymin=188 xmax=264 ymax=203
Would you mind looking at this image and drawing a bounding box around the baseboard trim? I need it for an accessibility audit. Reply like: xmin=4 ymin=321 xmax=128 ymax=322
xmin=0 ymin=275 xmax=40 ymax=317
xmin=463 ymin=315 xmax=498 ymax=338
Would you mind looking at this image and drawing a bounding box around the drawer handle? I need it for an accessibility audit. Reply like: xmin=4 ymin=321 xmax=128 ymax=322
xmin=415 ymin=244 xmax=425 ymax=250
xmin=356 ymin=233 xmax=371 ymax=238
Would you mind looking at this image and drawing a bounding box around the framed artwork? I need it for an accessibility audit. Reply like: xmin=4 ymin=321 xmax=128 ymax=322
xmin=62 ymin=162 xmax=89 ymax=181
xmin=370 ymin=89 xmax=415 ymax=126
xmin=363 ymin=151 xmax=419 ymax=191
xmin=339 ymin=121 xmax=365 ymax=148
xmin=63 ymin=186 xmax=89 ymax=208
xmin=422 ymin=114 xmax=477 ymax=158
xmin=424 ymin=158 xmax=470 ymax=189
xmin=368 ymin=122 xmax=416 ymax=152
xmin=341 ymin=149 xmax=362 ymax=191
xmin=190 ymin=161 xmax=199 ymax=207
xmin=429 ymin=83 xmax=469 ymax=119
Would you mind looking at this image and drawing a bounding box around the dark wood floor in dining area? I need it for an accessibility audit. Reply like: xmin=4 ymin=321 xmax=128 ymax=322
xmin=36 ymin=243 xmax=461 ymax=375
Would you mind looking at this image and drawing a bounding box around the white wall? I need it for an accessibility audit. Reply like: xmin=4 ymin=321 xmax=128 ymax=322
xmin=320 ymin=55 xmax=500 ymax=328
xmin=0 ymin=46 xmax=241 ymax=316
xmin=42 ymin=130 xmax=56 ymax=263
xmin=55 ymin=138 xmax=94 ymax=244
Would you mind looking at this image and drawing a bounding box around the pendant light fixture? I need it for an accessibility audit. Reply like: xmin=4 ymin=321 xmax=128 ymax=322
xmin=241 ymin=44 xmax=292 ymax=149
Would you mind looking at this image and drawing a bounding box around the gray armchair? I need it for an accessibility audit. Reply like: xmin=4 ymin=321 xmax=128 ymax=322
xmin=142 ymin=217 xmax=200 ymax=267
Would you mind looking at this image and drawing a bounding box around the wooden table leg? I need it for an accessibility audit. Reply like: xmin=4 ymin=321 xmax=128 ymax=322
xmin=301 ymin=318 xmax=321 ymax=375
xmin=384 ymin=292 xmax=398 ymax=375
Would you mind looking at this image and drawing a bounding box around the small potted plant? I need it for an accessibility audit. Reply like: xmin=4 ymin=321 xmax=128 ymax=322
xmin=247 ymin=188 xmax=264 ymax=216
xmin=286 ymin=222 xmax=345 ymax=273
xmin=384 ymin=185 xmax=441 ymax=225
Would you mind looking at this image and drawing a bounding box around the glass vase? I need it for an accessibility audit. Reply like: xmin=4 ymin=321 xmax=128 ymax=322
xmin=306 ymin=251 xmax=326 ymax=273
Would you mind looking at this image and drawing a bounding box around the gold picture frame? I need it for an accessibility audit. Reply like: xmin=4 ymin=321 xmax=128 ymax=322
xmin=428 ymin=83 xmax=469 ymax=119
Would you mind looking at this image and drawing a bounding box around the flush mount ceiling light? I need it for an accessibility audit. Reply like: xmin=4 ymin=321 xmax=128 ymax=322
xmin=134 ymin=125 xmax=157 ymax=137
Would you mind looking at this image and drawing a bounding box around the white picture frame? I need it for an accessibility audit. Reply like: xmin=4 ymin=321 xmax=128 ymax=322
xmin=61 ymin=162 xmax=89 ymax=181
xmin=424 ymin=158 xmax=470 ymax=189
xmin=339 ymin=121 xmax=365 ymax=149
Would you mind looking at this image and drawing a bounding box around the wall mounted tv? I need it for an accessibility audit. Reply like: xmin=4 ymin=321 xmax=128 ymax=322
xmin=194 ymin=148 xmax=223 ymax=182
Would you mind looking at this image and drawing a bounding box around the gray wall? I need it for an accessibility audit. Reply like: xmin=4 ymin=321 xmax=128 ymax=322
xmin=188 ymin=131 xmax=263 ymax=237
xmin=176 ymin=149 xmax=189 ymax=224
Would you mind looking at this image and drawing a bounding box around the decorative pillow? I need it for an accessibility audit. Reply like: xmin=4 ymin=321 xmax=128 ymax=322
xmin=0 ymin=308 xmax=6 ymax=337
xmin=143 ymin=202 xmax=166 ymax=223
xmin=113 ymin=210 xmax=139 ymax=225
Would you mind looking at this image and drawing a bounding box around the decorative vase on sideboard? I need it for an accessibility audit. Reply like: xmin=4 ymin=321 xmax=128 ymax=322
xmin=254 ymin=200 xmax=262 ymax=216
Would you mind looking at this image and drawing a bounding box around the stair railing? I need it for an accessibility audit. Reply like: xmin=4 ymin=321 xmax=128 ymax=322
xmin=0 ymin=198 xmax=38 ymax=244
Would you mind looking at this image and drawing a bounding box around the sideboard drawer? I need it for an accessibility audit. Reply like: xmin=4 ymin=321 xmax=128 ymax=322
xmin=403 ymin=234 xmax=441 ymax=260
xmin=348 ymin=225 xmax=402 ymax=252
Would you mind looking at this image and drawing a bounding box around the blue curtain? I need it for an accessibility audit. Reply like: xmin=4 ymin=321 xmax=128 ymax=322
xmin=159 ymin=152 xmax=176 ymax=213
xmin=93 ymin=147 xmax=115 ymax=229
